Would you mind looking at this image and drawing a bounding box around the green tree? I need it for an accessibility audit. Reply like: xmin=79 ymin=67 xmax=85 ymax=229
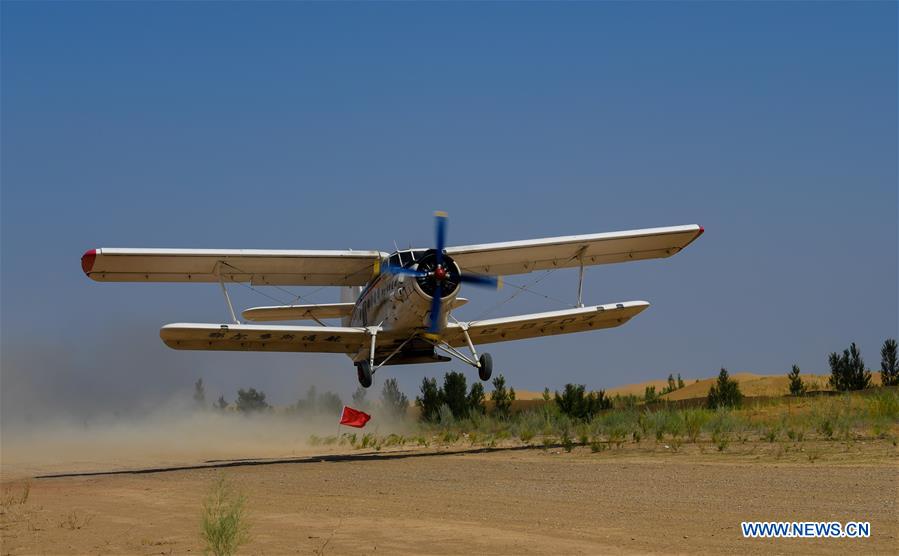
xmin=542 ymin=387 xmax=551 ymax=402
xmin=214 ymin=395 xmax=229 ymax=411
xmin=829 ymin=343 xmax=871 ymax=391
xmin=554 ymin=384 xmax=610 ymax=420
xmin=490 ymin=374 xmax=516 ymax=418
xmin=706 ymin=368 xmax=743 ymax=409
xmin=880 ymin=338 xmax=898 ymax=386
xmin=381 ymin=378 xmax=409 ymax=420
xmin=351 ymin=386 xmax=368 ymax=410
xmin=663 ymin=373 xmax=677 ymax=394
xmin=317 ymin=391 xmax=343 ymax=416
xmin=442 ymin=371 xmax=469 ymax=420
xmin=788 ymin=364 xmax=806 ymax=396
xmin=467 ymin=382 xmax=486 ymax=416
xmin=294 ymin=385 xmax=317 ymax=414
xmin=415 ymin=377 xmax=442 ymax=423
xmin=193 ymin=378 xmax=206 ymax=408
xmin=236 ymin=388 xmax=270 ymax=413
xmin=644 ymin=385 xmax=658 ymax=404
xmin=677 ymin=373 xmax=685 ymax=389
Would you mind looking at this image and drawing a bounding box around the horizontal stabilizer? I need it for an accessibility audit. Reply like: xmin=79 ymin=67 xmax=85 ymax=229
xmin=242 ymin=303 xmax=356 ymax=322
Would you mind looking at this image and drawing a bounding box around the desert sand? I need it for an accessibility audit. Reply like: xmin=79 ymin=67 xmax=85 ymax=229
xmin=2 ymin=439 xmax=896 ymax=555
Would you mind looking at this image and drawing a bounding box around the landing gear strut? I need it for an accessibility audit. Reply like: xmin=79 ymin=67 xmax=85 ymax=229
xmin=356 ymin=361 xmax=373 ymax=388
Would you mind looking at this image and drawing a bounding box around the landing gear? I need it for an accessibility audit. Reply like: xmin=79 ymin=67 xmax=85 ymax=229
xmin=478 ymin=353 xmax=493 ymax=382
xmin=356 ymin=361 xmax=373 ymax=388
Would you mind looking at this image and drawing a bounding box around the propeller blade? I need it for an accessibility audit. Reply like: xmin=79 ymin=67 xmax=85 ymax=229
xmin=381 ymin=264 xmax=428 ymax=278
xmin=460 ymin=273 xmax=503 ymax=289
xmin=428 ymin=282 xmax=443 ymax=336
xmin=434 ymin=211 xmax=447 ymax=266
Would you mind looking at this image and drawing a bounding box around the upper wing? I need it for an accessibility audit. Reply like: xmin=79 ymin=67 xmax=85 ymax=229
xmin=445 ymin=225 xmax=702 ymax=276
xmin=82 ymin=248 xmax=386 ymax=286
xmin=443 ymin=301 xmax=649 ymax=347
xmin=160 ymin=323 xmax=368 ymax=353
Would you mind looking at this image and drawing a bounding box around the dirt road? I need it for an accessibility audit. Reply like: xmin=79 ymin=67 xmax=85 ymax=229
xmin=2 ymin=441 xmax=896 ymax=554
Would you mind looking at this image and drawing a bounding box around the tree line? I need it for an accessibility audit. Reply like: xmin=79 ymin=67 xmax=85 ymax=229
xmin=190 ymin=377 xmax=409 ymax=419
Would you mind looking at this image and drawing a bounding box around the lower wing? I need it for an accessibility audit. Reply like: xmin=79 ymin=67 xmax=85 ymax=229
xmin=160 ymin=323 xmax=369 ymax=353
xmin=443 ymin=301 xmax=649 ymax=347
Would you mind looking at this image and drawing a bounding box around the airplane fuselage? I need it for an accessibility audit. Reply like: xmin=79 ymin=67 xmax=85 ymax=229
xmin=345 ymin=249 xmax=461 ymax=365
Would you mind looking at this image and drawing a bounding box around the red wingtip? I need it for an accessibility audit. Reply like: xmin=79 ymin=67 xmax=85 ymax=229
xmin=81 ymin=249 xmax=97 ymax=274
xmin=698 ymin=225 xmax=704 ymax=236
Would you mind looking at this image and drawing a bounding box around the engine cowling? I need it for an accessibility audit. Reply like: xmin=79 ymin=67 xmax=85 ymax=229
xmin=413 ymin=250 xmax=461 ymax=299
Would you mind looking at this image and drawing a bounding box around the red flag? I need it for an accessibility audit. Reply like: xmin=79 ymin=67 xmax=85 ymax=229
xmin=339 ymin=406 xmax=371 ymax=428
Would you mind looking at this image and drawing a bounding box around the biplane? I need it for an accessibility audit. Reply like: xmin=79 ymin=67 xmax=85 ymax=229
xmin=81 ymin=213 xmax=703 ymax=387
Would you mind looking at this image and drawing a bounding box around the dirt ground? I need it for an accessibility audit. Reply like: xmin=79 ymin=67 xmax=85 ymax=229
xmin=1 ymin=440 xmax=896 ymax=555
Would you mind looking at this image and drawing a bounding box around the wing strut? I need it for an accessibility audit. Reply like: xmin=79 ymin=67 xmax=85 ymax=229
xmin=576 ymin=245 xmax=587 ymax=308
xmin=215 ymin=263 xmax=240 ymax=324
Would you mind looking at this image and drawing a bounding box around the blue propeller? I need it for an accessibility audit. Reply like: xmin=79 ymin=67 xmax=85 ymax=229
xmin=380 ymin=211 xmax=501 ymax=338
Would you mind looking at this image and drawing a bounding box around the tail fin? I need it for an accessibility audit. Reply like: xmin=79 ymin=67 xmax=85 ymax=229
xmin=339 ymin=286 xmax=362 ymax=326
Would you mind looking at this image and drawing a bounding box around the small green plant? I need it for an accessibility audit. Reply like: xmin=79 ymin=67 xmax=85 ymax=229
xmin=816 ymin=417 xmax=834 ymax=440
xmin=715 ymin=435 xmax=730 ymax=452
xmin=307 ymin=434 xmax=322 ymax=446
xmin=201 ymin=475 xmax=250 ymax=556
xmin=541 ymin=435 xmax=554 ymax=450
xmin=59 ymin=510 xmax=92 ymax=530
xmin=1 ymin=481 xmax=31 ymax=508
xmin=561 ymin=430 xmax=574 ymax=453
xmin=519 ymin=427 xmax=535 ymax=443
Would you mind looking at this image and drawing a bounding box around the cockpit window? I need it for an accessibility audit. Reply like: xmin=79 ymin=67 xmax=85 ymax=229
xmin=388 ymin=249 xmax=431 ymax=268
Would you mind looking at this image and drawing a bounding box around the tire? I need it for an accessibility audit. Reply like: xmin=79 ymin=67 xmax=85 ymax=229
xmin=356 ymin=361 xmax=373 ymax=388
xmin=478 ymin=353 xmax=493 ymax=382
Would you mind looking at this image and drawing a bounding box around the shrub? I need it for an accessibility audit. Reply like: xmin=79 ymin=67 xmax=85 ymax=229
xmin=707 ymin=368 xmax=743 ymax=409
xmin=201 ymin=475 xmax=250 ymax=556
xmin=437 ymin=403 xmax=455 ymax=426
xmin=788 ymin=364 xmax=806 ymax=396
xmin=881 ymin=338 xmax=898 ymax=386
xmin=644 ymin=385 xmax=659 ymax=403
xmin=682 ymin=409 xmax=709 ymax=443
xmin=829 ymin=343 xmax=871 ymax=391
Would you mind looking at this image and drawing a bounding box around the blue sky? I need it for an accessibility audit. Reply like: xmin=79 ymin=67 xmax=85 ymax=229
xmin=2 ymin=2 xmax=896 ymax=419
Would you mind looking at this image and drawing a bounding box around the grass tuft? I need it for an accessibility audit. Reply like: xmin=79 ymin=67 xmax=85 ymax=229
xmin=201 ymin=474 xmax=250 ymax=556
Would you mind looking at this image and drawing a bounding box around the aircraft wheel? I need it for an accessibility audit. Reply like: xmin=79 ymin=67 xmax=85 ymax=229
xmin=356 ymin=361 xmax=373 ymax=388
xmin=478 ymin=353 xmax=493 ymax=382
